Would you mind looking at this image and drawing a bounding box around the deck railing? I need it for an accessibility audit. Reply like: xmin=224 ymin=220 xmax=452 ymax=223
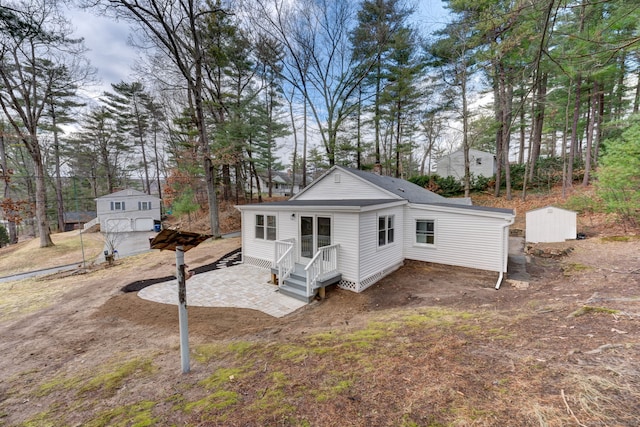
xmin=305 ymin=244 xmax=340 ymax=297
xmin=274 ymin=239 xmax=295 ymax=283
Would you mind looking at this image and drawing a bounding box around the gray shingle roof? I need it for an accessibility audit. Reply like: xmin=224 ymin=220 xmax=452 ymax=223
xmin=239 ymin=199 xmax=400 ymax=208
xmin=343 ymin=167 xmax=467 ymax=205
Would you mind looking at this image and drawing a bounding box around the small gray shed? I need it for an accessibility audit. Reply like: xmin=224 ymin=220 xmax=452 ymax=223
xmin=526 ymin=206 xmax=577 ymax=243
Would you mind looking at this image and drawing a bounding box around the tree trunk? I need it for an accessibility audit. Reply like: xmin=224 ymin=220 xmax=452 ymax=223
xmin=528 ymin=72 xmax=547 ymax=181
xmin=634 ymin=66 xmax=640 ymax=114
xmin=288 ymin=89 xmax=298 ymax=195
xmin=51 ymin=106 xmax=65 ymax=232
xmin=31 ymin=143 xmax=54 ymax=247
xmin=568 ymin=75 xmax=582 ymax=188
xmin=302 ymin=99 xmax=308 ymax=187
xmin=0 ymin=132 xmax=18 ymax=244
xmin=583 ymin=80 xmax=598 ymax=186
xmin=461 ymin=68 xmax=470 ymax=198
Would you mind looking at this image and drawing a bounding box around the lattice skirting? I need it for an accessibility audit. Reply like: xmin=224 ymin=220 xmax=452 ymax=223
xmin=243 ymin=256 xmax=272 ymax=270
xmin=337 ymin=261 xmax=404 ymax=293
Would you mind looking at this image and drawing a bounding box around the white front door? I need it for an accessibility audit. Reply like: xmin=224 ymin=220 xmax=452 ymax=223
xmin=300 ymin=215 xmax=331 ymax=263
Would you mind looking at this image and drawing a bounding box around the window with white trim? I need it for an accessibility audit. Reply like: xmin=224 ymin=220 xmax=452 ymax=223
xmin=139 ymin=201 xmax=151 ymax=210
xmin=416 ymin=219 xmax=435 ymax=245
xmin=110 ymin=201 xmax=125 ymax=211
xmin=378 ymin=214 xmax=394 ymax=246
xmin=255 ymin=214 xmax=276 ymax=240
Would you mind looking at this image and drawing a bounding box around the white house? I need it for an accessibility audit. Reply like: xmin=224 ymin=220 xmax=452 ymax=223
xmin=237 ymin=166 xmax=515 ymax=302
xmin=436 ymin=149 xmax=496 ymax=181
xmin=526 ymin=206 xmax=577 ymax=243
xmin=248 ymin=171 xmax=311 ymax=197
xmin=95 ymin=188 xmax=162 ymax=232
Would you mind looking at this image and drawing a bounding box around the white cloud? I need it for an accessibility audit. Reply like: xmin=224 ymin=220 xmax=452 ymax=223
xmin=65 ymin=5 xmax=139 ymax=99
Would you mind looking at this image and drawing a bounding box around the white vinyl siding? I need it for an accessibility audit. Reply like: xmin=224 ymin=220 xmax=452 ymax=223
xmin=360 ymin=206 xmax=404 ymax=282
xmin=436 ymin=149 xmax=496 ymax=181
xmin=294 ymin=169 xmax=398 ymax=201
xmin=404 ymin=205 xmax=506 ymax=272
xmin=330 ymin=212 xmax=359 ymax=284
xmin=97 ymin=189 xmax=162 ymax=232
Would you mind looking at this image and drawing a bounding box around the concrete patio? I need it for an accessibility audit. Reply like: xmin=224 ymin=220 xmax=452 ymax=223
xmin=137 ymin=264 xmax=306 ymax=318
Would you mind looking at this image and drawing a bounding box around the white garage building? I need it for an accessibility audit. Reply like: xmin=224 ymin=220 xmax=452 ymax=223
xmin=95 ymin=188 xmax=161 ymax=232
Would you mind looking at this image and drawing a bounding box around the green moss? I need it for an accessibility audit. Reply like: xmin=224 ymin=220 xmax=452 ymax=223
xmin=278 ymin=344 xmax=309 ymax=363
xmin=192 ymin=343 xmax=225 ymax=363
xmin=185 ymin=390 xmax=240 ymax=413
xmin=85 ymin=400 xmax=158 ymax=427
xmin=80 ymin=357 xmax=155 ymax=396
xmin=569 ymin=305 xmax=620 ymax=317
xmin=18 ymin=410 xmax=57 ymax=427
xmin=600 ymin=235 xmax=633 ymax=242
xmin=343 ymin=327 xmax=389 ymax=348
xmin=227 ymin=341 xmax=253 ymax=355
xmin=199 ymin=367 xmax=247 ymax=390
xmin=306 ymin=331 xmax=337 ymax=346
xmin=36 ymin=374 xmax=83 ymax=397
xmin=314 ymin=378 xmax=353 ymax=402
xmin=562 ymin=263 xmax=592 ymax=276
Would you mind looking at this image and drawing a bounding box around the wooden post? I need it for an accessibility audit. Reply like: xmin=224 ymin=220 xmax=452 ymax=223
xmin=176 ymin=245 xmax=190 ymax=374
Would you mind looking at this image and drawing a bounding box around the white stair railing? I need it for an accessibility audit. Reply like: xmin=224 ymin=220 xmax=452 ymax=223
xmin=82 ymin=217 xmax=99 ymax=231
xmin=305 ymin=244 xmax=339 ymax=297
xmin=274 ymin=239 xmax=295 ymax=283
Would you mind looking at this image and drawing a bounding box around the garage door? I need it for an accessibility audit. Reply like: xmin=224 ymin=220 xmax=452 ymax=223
xmin=134 ymin=217 xmax=154 ymax=231
xmin=105 ymin=218 xmax=132 ymax=233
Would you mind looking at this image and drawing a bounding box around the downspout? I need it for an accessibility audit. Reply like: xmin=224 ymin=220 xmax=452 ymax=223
xmin=495 ymin=216 xmax=516 ymax=290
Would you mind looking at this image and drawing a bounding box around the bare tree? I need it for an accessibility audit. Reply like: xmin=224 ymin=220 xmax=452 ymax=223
xmin=250 ymin=0 xmax=373 ymax=166
xmin=95 ymin=0 xmax=222 ymax=237
xmin=0 ymin=0 xmax=86 ymax=247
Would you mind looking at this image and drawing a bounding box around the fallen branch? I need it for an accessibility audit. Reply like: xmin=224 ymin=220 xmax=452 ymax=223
xmin=584 ymin=343 xmax=624 ymax=355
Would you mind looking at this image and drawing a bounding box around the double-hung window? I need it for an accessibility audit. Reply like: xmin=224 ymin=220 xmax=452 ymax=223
xmin=139 ymin=201 xmax=151 ymax=210
xmin=110 ymin=201 xmax=125 ymax=211
xmin=416 ymin=219 xmax=435 ymax=245
xmin=255 ymin=214 xmax=276 ymax=240
xmin=378 ymin=215 xmax=394 ymax=246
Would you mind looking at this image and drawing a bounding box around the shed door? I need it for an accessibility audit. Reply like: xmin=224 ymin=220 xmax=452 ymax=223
xmin=300 ymin=216 xmax=331 ymax=262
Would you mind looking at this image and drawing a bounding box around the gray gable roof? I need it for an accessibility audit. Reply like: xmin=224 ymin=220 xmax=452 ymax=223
xmin=342 ymin=167 xmax=460 ymax=205
xmin=96 ymin=188 xmax=161 ymax=200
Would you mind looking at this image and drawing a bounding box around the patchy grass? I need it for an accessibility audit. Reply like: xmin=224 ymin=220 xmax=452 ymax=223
xmin=80 ymin=357 xmax=156 ymax=397
xmin=0 ymin=231 xmax=103 ymax=276
xmin=0 ymin=277 xmax=86 ymax=321
xmin=562 ymin=262 xmax=592 ymax=275
xmin=6 ymin=304 xmax=640 ymax=426
xmin=85 ymin=400 xmax=158 ymax=427
xmin=600 ymin=235 xmax=637 ymax=242
xmin=568 ymin=305 xmax=620 ymax=317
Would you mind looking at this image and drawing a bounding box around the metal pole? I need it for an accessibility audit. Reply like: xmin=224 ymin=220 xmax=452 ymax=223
xmin=73 ymin=177 xmax=86 ymax=268
xmin=176 ymin=245 xmax=190 ymax=373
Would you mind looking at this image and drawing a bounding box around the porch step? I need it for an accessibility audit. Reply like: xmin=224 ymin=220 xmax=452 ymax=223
xmin=280 ymin=275 xmax=315 ymax=303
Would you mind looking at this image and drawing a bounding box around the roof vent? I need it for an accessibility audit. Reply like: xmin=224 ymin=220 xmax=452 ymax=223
xmin=397 ymin=188 xmax=405 ymax=192
xmin=334 ymin=173 xmax=341 ymax=183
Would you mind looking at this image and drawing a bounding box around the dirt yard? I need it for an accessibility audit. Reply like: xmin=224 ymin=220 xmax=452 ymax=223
xmin=1 ymin=232 xmax=639 ymax=425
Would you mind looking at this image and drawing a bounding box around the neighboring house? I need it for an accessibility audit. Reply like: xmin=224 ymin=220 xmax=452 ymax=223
xmin=95 ymin=189 xmax=161 ymax=232
xmin=249 ymin=171 xmax=311 ymax=197
xmin=436 ymin=149 xmax=496 ymax=181
xmin=237 ymin=165 xmax=515 ymax=302
xmin=62 ymin=211 xmax=96 ymax=232
xmin=526 ymin=206 xmax=577 ymax=243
